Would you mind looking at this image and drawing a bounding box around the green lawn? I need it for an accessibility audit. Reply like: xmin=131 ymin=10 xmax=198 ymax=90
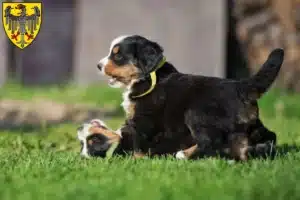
xmin=0 ymin=82 xmax=123 ymax=109
xmin=0 ymin=84 xmax=300 ymax=200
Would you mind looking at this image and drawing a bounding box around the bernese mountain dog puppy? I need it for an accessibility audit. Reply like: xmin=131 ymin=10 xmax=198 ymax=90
xmin=77 ymin=119 xmax=273 ymax=160
xmin=77 ymin=119 xmax=195 ymax=158
xmin=96 ymin=35 xmax=284 ymax=161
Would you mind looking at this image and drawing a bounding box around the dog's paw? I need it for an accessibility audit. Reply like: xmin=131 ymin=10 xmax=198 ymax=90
xmin=90 ymin=119 xmax=108 ymax=128
xmin=175 ymin=150 xmax=187 ymax=160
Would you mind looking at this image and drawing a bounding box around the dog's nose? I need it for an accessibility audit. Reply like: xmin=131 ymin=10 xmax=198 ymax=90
xmin=77 ymin=125 xmax=83 ymax=132
xmin=97 ymin=63 xmax=103 ymax=71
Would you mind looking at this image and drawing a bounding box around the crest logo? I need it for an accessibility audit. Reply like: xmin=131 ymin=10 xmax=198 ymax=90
xmin=2 ymin=2 xmax=42 ymax=49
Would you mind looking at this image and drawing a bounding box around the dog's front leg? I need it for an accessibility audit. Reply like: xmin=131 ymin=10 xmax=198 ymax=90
xmin=132 ymin=123 xmax=151 ymax=159
xmin=123 ymin=118 xmax=154 ymax=158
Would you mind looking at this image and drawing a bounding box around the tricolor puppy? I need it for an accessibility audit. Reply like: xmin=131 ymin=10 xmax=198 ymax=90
xmin=76 ymin=119 xmax=275 ymax=159
xmin=97 ymin=35 xmax=283 ymax=160
xmin=77 ymin=119 xmax=197 ymax=158
xmin=77 ymin=119 xmax=122 ymax=158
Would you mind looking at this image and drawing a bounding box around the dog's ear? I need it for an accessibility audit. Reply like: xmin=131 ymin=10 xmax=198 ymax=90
xmin=136 ymin=40 xmax=164 ymax=75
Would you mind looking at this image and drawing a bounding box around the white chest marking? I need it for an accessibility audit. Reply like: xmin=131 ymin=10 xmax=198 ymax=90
xmin=121 ymin=87 xmax=137 ymax=119
xmin=121 ymin=90 xmax=130 ymax=113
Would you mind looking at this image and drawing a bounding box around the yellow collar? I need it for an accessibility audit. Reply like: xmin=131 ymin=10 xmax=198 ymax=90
xmin=132 ymin=57 xmax=166 ymax=98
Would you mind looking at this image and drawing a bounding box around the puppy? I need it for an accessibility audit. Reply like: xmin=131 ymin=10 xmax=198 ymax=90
xmin=77 ymin=119 xmax=195 ymax=158
xmin=97 ymin=35 xmax=283 ymax=160
xmin=77 ymin=119 xmax=275 ymax=159
xmin=77 ymin=119 xmax=120 ymax=157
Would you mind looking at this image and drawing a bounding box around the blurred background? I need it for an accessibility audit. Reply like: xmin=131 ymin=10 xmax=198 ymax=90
xmin=1 ymin=0 xmax=300 ymax=151
xmin=2 ymin=0 xmax=300 ymax=86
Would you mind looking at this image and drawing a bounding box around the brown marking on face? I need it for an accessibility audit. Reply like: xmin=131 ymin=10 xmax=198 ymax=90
xmin=112 ymin=46 xmax=120 ymax=54
xmin=104 ymin=59 xmax=140 ymax=84
xmin=89 ymin=127 xmax=121 ymax=143
xmin=182 ymin=144 xmax=199 ymax=159
xmin=88 ymin=139 xmax=93 ymax=145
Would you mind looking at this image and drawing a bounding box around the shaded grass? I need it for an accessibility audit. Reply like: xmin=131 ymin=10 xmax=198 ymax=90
xmin=0 ymin=85 xmax=300 ymax=200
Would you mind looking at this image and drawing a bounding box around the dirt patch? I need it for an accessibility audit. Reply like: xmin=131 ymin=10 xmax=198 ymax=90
xmin=0 ymin=99 xmax=118 ymax=128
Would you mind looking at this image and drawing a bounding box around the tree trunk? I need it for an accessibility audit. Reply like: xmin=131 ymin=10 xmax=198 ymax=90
xmin=233 ymin=0 xmax=300 ymax=92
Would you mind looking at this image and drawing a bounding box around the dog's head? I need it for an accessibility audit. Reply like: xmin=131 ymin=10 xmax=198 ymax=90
xmin=97 ymin=35 xmax=164 ymax=88
xmin=77 ymin=119 xmax=121 ymax=158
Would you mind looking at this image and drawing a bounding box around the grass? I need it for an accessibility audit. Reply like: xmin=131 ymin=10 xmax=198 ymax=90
xmin=0 ymin=82 xmax=123 ymax=109
xmin=1 ymin=152 xmax=300 ymax=200
xmin=1 ymin=84 xmax=300 ymax=200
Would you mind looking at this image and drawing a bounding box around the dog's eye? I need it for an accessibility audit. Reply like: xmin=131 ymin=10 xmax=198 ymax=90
xmin=92 ymin=137 xmax=101 ymax=142
xmin=114 ymin=54 xmax=123 ymax=61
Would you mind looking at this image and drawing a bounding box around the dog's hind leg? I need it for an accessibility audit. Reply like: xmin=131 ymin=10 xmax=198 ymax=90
xmin=175 ymin=124 xmax=222 ymax=160
xmin=227 ymin=133 xmax=250 ymax=161
xmin=248 ymin=119 xmax=277 ymax=145
xmin=246 ymin=142 xmax=276 ymax=159
xmin=175 ymin=144 xmax=199 ymax=159
xmin=175 ymin=108 xmax=228 ymax=160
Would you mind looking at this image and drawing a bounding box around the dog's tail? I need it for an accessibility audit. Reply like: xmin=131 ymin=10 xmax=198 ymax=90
xmin=239 ymin=48 xmax=284 ymax=100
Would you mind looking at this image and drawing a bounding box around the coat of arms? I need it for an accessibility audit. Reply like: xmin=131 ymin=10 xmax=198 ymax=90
xmin=2 ymin=3 xmax=42 ymax=49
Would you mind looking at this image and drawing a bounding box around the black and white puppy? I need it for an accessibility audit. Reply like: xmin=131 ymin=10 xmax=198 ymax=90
xmin=97 ymin=35 xmax=283 ymax=160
